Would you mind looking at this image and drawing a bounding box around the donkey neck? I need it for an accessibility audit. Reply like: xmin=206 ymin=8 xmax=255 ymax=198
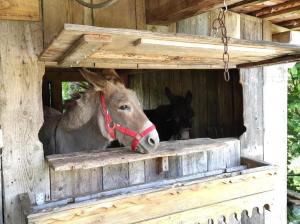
xmin=56 ymin=112 xmax=109 ymax=154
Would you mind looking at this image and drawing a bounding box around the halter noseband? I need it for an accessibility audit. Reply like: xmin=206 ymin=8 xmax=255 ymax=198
xmin=99 ymin=92 xmax=156 ymax=151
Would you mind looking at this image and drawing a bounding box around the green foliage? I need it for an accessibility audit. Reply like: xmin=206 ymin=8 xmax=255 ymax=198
xmin=288 ymin=63 xmax=300 ymax=223
xmin=61 ymin=82 xmax=88 ymax=101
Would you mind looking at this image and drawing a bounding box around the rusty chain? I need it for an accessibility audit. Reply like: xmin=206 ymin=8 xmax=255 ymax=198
xmin=212 ymin=3 xmax=230 ymax=82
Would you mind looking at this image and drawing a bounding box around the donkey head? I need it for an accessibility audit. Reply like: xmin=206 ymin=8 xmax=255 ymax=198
xmin=165 ymin=87 xmax=194 ymax=140
xmin=61 ymin=68 xmax=159 ymax=153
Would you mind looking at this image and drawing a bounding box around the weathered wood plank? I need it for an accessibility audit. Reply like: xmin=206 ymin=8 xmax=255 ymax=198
xmin=250 ymin=0 xmax=300 ymax=19
xmin=103 ymin=164 xmax=129 ymax=190
xmin=129 ymin=161 xmax=145 ymax=185
xmin=145 ymin=158 xmax=165 ymax=182
xmin=139 ymin=192 xmax=272 ymax=224
xmin=273 ymin=31 xmax=300 ymax=44
xmin=0 ymin=21 xmax=50 ymax=224
xmin=238 ymin=54 xmax=300 ymax=68
xmin=47 ymin=138 xmax=239 ymax=171
xmin=92 ymin=0 xmax=137 ymax=29
xmin=26 ymin=167 xmax=277 ymax=224
xmin=43 ymin=0 xmax=93 ymax=46
xmin=239 ymin=13 xmax=264 ymax=224
xmin=145 ymin=0 xmax=243 ymax=25
xmin=50 ymin=168 xmax=102 ymax=200
xmin=276 ymin=18 xmax=300 ymax=29
xmin=0 ymin=0 xmax=40 ymax=21
xmin=59 ymin=34 xmax=112 ymax=66
xmin=39 ymin=24 xmax=300 ymax=69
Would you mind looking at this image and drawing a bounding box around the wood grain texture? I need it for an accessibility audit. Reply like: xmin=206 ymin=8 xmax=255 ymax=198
xmin=0 ymin=21 xmax=50 ymax=224
xmin=47 ymin=138 xmax=238 ymax=171
xmin=145 ymin=0 xmax=243 ymax=25
xmin=42 ymin=0 xmax=92 ymax=46
xmin=103 ymin=164 xmax=129 ymax=190
xmin=129 ymin=160 xmax=145 ymax=185
xmin=239 ymin=13 xmax=265 ymax=224
xmin=50 ymin=168 xmax=102 ymax=200
xmin=39 ymin=24 xmax=300 ymax=69
xmin=26 ymin=164 xmax=277 ymax=224
xmin=92 ymin=0 xmax=137 ymax=29
xmin=263 ymin=28 xmax=293 ymax=224
xmin=273 ymin=31 xmax=300 ymax=44
xmin=0 ymin=0 xmax=40 ymax=21
xmin=250 ymin=0 xmax=300 ymax=18
xmin=59 ymin=34 xmax=112 ymax=66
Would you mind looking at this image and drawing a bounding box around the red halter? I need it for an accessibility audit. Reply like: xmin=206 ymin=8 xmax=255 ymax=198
xmin=99 ymin=92 xmax=156 ymax=151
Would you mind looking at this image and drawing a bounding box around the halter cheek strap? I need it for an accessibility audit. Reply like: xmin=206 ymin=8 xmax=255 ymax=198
xmin=99 ymin=92 xmax=156 ymax=151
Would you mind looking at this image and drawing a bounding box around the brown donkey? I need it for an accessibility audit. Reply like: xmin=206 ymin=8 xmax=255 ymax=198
xmin=39 ymin=69 xmax=159 ymax=155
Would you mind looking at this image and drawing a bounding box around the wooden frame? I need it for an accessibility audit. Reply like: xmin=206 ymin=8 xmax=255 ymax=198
xmin=21 ymin=157 xmax=277 ymax=224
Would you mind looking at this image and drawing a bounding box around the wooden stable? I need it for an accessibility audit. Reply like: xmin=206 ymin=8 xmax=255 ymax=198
xmin=0 ymin=0 xmax=299 ymax=224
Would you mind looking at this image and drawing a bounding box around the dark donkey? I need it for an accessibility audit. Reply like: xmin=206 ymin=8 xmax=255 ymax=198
xmin=39 ymin=69 xmax=159 ymax=155
xmin=145 ymin=87 xmax=194 ymax=141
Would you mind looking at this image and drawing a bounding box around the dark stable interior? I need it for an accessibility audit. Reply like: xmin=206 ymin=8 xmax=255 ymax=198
xmin=42 ymin=68 xmax=245 ymax=143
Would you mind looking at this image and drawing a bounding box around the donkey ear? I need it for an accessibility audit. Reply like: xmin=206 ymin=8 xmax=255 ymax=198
xmin=79 ymin=68 xmax=106 ymax=90
xmin=102 ymin=69 xmax=124 ymax=85
xmin=185 ymin=90 xmax=192 ymax=104
xmin=165 ymin=87 xmax=175 ymax=102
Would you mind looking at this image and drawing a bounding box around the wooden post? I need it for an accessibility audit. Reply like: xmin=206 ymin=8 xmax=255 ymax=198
xmin=263 ymin=23 xmax=291 ymax=224
xmin=0 ymin=21 xmax=50 ymax=224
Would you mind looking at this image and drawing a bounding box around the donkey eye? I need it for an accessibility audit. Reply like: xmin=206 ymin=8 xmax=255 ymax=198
xmin=119 ymin=105 xmax=130 ymax=111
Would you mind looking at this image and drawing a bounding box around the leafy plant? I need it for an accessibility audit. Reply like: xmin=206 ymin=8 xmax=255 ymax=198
xmin=288 ymin=63 xmax=300 ymax=223
xmin=288 ymin=63 xmax=300 ymax=191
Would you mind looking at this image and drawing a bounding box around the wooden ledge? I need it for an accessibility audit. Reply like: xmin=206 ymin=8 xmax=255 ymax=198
xmin=46 ymin=138 xmax=238 ymax=171
xmin=22 ymin=157 xmax=277 ymax=224
xmin=39 ymin=24 xmax=300 ymax=69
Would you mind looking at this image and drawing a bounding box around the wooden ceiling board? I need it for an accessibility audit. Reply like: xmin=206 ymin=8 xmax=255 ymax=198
xmin=230 ymin=0 xmax=287 ymax=14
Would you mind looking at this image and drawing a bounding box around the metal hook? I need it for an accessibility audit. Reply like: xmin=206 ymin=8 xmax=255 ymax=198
xmin=223 ymin=0 xmax=228 ymax=12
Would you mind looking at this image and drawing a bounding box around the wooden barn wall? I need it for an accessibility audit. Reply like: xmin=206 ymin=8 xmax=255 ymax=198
xmin=129 ymin=70 xmax=243 ymax=139
xmin=35 ymin=2 xmax=285 ymax=224
xmin=0 ymin=21 xmax=49 ymax=224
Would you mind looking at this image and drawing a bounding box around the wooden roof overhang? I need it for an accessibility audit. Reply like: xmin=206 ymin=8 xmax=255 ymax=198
xmin=146 ymin=0 xmax=300 ymax=30
xmin=39 ymin=24 xmax=300 ymax=70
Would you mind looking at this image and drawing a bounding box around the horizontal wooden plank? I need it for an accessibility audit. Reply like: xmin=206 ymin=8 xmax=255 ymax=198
xmin=59 ymin=34 xmax=112 ymax=66
xmin=39 ymin=24 xmax=300 ymax=69
xmin=250 ymin=0 xmax=300 ymax=18
xmin=277 ymin=18 xmax=300 ymax=29
xmin=26 ymin=164 xmax=277 ymax=224
xmin=0 ymin=0 xmax=40 ymax=21
xmin=238 ymin=53 xmax=300 ymax=68
xmin=139 ymin=192 xmax=273 ymax=224
xmin=46 ymin=138 xmax=238 ymax=171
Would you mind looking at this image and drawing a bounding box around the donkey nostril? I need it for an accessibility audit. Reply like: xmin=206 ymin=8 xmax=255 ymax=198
xmin=148 ymin=137 xmax=155 ymax=146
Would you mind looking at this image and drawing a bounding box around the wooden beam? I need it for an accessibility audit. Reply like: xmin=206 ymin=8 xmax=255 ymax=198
xmin=238 ymin=54 xmax=300 ymax=68
xmin=59 ymin=34 xmax=112 ymax=67
xmin=250 ymin=0 xmax=300 ymax=18
xmin=0 ymin=0 xmax=40 ymax=21
xmin=273 ymin=31 xmax=300 ymax=44
xmin=276 ymin=18 xmax=300 ymax=29
xmin=145 ymin=0 xmax=243 ymax=25
xmin=228 ymin=0 xmax=268 ymax=10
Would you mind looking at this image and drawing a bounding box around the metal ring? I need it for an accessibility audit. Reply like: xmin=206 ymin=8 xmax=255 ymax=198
xmin=74 ymin=0 xmax=119 ymax=9
xmin=224 ymin=71 xmax=230 ymax=82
